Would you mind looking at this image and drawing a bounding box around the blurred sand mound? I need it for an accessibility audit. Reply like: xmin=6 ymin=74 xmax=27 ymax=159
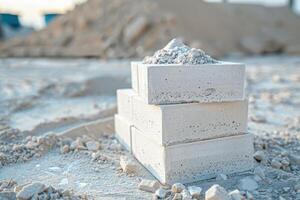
xmin=0 ymin=0 xmax=300 ymax=58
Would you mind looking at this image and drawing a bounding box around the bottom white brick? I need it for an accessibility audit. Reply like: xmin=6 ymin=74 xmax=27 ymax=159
xmin=132 ymin=127 xmax=254 ymax=185
xmin=114 ymin=114 xmax=132 ymax=151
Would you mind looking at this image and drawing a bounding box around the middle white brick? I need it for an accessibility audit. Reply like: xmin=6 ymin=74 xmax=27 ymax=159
xmin=117 ymin=89 xmax=248 ymax=146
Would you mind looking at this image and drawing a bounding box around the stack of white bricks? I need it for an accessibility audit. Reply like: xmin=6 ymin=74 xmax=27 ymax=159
xmin=115 ymin=61 xmax=254 ymax=185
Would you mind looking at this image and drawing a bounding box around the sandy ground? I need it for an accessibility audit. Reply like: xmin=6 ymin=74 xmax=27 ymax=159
xmin=0 ymin=56 xmax=300 ymax=199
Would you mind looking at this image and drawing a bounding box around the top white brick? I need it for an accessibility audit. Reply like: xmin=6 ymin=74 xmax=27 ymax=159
xmin=131 ymin=62 xmax=246 ymax=105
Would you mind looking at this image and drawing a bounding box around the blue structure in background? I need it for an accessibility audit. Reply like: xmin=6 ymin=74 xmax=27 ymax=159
xmin=44 ymin=13 xmax=61 ymax=25
xmin=0 ymin=13 xmax=21 ymax=29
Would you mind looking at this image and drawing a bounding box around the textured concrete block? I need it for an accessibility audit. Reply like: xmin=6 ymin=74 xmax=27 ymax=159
xmin=131 ymin=62 xmax=139 ymax=92
xmin=132 ymin=94 xmax=248 ymax=146
xmin=114 ymin=114 xmax=132 ymax=151
xmin=117 ymin=89 xmax=136 ymax=121
xmin=136 ymin=62 xmax=245 ymax=104
xmin=132 ymin=127 xmax=254 ymax=184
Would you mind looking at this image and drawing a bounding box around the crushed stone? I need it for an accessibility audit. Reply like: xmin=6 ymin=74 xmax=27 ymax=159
xmin=0 ymin=179 xmax=88 ymax=200
xmin=205 ymin=184 xmax=230 ymax=200
xmin=171 ymin=183 xmax=186 ymax=193
xmin=0 ymin=134 xmax=61 ymax=167
xmin=143 ymin=38 xmax=218 ymax=65
xmin=187 ymin=186 xmax=202 ymax=199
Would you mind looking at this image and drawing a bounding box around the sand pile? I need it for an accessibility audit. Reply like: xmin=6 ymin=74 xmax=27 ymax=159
xmin=0 ymin=0 xmax=300 ymax=58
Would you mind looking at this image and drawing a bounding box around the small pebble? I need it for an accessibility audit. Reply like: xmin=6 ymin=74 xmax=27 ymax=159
xmin=172 ymin=183 xmax=186 ymax=193
xmin=283 ymin=187 xmax=290 ymax=192
xmin=228 ymin=189 xmax=244 ymax=200
xmin=181 ymin=189 xmax=192 ymax=200
xmin=271 ymin=159 xmax=282 ymax=169
xmin=138 ymin=179 xmax=160 ymax=193
xmin=16 ymin=182 xmax=46 ymax=200
xmin=253 ymin=150 xmax=265 ymax=162
xmin=187 ymin=186 xmax=202 ymax=199
xmin=155 ymin=188 xmax=169 ymax=199
xmin=61 ymin=145 xmax=70 ymax=154
xmin=85 ymin=141 xmax=101 ymax=151
xmin=250 ymin=115 xmax=266 ymax=123
xmin=205 ymin=184 xmax=230 ymax=200
xmin=70 ymin=138 xmax=85 ymax=150
xmin=119 ymin=155 xmax=137 ymax=174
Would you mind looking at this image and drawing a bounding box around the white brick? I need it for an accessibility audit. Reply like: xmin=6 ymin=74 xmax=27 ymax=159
xmin=132 ymin=127 xmax=254 ymax=185
xmin=131 ymin=62 xmax=139 ymax=92
xmin=136 ymin=62 xmax=245 ymax=104
xmin=132 ymin=94 xmax=248 ymax=146
xmin=117 ymin=89 xmax=136 ymax=121
xmin=114 ymin=114 xmax=132 ymax=151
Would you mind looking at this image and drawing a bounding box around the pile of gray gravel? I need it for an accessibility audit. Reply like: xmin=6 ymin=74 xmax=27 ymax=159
xmin=143 ymin=38 xmax=218 ymax=65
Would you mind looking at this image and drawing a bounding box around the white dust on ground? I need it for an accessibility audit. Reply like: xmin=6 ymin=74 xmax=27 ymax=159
xmin=0 ymin=57 xmax=299 ymax=199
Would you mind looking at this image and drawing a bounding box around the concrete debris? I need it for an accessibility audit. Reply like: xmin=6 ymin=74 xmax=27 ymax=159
xmin=187 ymin=186 xmax=202 ymax=199
xmin=16 ymin=182 xmax=46 ymax=200
xmin=228 ymin=189 xmax=244 ymax=200
xmin=253 ymin=150 xmax=266 ymax=162
xmin=138 ymin=179 xmax=160 ymax=193
xmin=119 ymin=155 xmax=138 ymax=174
xmin=250 ymin=115 xmax=266 ymax=123
xmin=154 ymin=188 xmax=170 ymax=199
xmin=238 ymin=177 xmax=258 ymax=191
xmin=205 ymin=184 xmax=230 ymax=200
xmin=61 ymin=144 xmax=70 ymax=154
xmin=171 ymin=183 xmax=186 ymax=193
xmin=143 ymin=38 xmax=218 ymax=65
xmin=85 ymin=141 xmax=101 ymax=151
xmin=271 ymin=158 xmax=282 ymax=169
xmin=70 ymin=137 xmax=86 ymax=150
xmin=0 ymin=180 xmax=87 ymax=200
xmin=181 ymin=189 xmax=192 ymax=200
